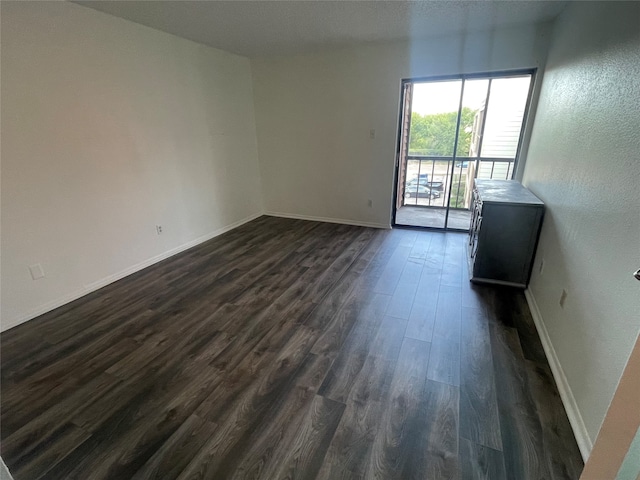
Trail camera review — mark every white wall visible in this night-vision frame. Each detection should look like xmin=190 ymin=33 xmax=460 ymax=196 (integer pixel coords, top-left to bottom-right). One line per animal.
xmin=522 ymin=1 xmax=640 ymax=456
xmin=251 ymin=24 xmax=551 ymax=227
xmin=1 ymin=2 xmax=263 ymax=329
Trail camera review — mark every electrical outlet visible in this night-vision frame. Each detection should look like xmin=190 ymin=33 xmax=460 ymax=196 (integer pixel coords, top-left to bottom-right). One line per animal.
xmin=559 ymin=289 xmax=568 ymax=308
xmin=539 ymin=258 xmax=545 ymax=275
xmin=29 ymin=263 xmax=45 ymax=280
xmin=367 ymin=199 xmax=373 ymax=207
xmin=156 ymin=225 xmax=163 ymax=235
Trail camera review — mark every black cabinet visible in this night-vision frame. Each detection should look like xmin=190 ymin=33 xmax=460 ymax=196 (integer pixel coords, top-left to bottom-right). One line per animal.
xmin=468 ymin=179 xmax=544 ymax=288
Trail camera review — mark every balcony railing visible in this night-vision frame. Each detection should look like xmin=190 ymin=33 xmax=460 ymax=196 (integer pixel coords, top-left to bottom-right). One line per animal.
xmin=402 ymin=156 xmax=515 ymax=209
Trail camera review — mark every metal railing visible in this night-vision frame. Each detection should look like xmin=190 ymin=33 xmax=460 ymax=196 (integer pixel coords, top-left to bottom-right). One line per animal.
xmin=402 ymin=156 xmax=515 ymax=209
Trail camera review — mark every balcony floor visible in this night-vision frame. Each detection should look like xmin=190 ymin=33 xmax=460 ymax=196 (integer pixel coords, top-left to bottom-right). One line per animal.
xmin=396 ymin=206 xmax=472 ymax=230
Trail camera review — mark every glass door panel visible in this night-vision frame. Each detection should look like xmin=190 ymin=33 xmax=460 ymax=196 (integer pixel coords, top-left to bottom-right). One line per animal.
xmin=450 ymin=79 xmax=490 ymax=228
xmin=398 ymin=80 xmax=462 ymax=229
xmin=394 ymin=72 xmax=534 ymax=231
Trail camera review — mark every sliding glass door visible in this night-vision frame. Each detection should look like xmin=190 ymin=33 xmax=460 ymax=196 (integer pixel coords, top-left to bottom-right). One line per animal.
xmin=394 ymin=71 xmax=534 ymax=231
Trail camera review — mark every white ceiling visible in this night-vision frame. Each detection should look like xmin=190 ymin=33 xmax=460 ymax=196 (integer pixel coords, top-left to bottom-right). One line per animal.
xmin=73 ymin=1 xmax=567 ymax=58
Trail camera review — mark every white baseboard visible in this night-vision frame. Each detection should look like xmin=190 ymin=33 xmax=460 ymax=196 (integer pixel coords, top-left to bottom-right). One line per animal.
xmin=265 ymin=211 xmax=390 ymax=230
xmin=524 ymin=288 xmax=593 ymax=461
xmin=1 ymin=212 xmax=263 ymax=332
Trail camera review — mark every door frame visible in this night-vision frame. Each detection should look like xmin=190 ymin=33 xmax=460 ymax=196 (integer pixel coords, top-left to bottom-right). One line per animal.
xmin=391 ymin=68 xmax=537 ymax=231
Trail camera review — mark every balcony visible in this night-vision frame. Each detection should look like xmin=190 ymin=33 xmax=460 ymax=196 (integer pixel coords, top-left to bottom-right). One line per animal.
xmin=396 ymin=156 xmax=515 ymax=230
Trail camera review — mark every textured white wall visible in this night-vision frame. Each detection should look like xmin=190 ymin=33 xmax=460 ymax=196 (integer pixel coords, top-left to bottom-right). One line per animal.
xmin=522 ymin=1 xmax=640 ymax=448
xmin=1 ymin=2 xmax=263 ymax=329
xmin=251 ymin=24 xmax=551 ymax=227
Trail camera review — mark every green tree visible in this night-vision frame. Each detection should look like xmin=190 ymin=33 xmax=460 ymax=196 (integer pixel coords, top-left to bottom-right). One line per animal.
xmin=409 ymin=107 xmax=475 ymax=157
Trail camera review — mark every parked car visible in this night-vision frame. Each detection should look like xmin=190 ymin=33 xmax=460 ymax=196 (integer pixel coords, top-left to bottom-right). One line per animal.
xmin=406 ymin=178 xmax=429 ymax=188
xmin=427 ymin=180 xmax=444 ymax=190
xmin=405 ymin=185 xmax=441 ymax=199
xmin=407 ymin=177 xmax=444 ymax=191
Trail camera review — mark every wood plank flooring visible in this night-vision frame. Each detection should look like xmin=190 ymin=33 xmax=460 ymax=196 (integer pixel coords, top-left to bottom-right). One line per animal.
xmin=1 ymin=216 xmax=584 ymax=479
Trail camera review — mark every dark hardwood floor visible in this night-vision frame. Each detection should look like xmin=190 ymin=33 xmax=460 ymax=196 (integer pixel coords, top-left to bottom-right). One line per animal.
xmin=1 ymin=216 xmax=583 ymax=479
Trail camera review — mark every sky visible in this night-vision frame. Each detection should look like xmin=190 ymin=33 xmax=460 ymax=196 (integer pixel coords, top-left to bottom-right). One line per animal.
xmin=411 ymin=77 xmax=530 ymax=116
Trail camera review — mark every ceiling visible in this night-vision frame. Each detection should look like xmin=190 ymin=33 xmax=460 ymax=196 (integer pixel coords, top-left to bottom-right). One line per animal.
xmin=74 ymin=1 xmax=567 ymax=58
